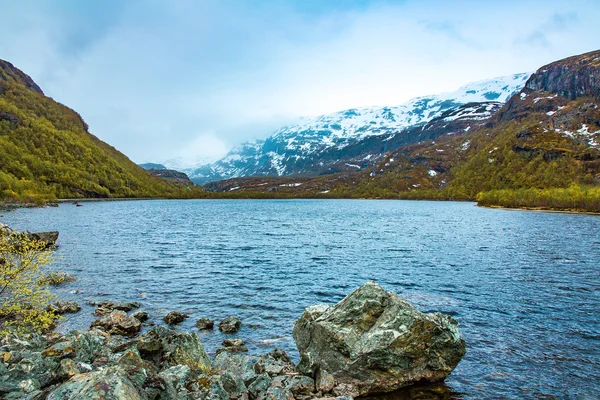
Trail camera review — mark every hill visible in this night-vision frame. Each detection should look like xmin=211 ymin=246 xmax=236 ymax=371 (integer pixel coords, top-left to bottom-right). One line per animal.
xmin=0 ymin=60 xmax=203 ymax=202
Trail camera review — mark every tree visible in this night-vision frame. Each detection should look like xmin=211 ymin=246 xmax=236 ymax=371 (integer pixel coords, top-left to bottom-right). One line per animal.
xmin=0 ymin=232 xmax=58 ymax=335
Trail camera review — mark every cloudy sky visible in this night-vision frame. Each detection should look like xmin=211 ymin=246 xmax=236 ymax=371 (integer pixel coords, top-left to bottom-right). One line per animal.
xmin=1 ymin=0 xmax=599 ymax=166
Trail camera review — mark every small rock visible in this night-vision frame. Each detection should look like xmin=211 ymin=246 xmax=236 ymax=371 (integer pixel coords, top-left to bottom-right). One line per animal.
xmin=218 ymin=316 xmax=242 ymax=333
xmin=196 ymin=317 xmax=215 ymax=330
xmin=47 ymin=301 xmax=81 ymax=315
xmin=316 ymin=369 xmax=335 ymax=393
xmin=163 ymin=311 xmax=189 ymax=325
xmin=91 ymin=310 xmax=141 ymax=337
xmin=217 ymin=338 xmax=248 ymax=355
xmin=132 ymin=311 xmax=149 ymax=322
xmin=253 ymin=348 xmax=297 ymax=376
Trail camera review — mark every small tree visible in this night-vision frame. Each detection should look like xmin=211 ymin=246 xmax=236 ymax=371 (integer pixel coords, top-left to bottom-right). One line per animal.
xmin=0 ymin=232 xmax=58 ymax=335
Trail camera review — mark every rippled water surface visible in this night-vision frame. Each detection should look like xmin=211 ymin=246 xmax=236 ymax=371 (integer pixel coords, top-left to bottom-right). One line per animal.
xmin=2 ymin=200 xmax=599 ymax=399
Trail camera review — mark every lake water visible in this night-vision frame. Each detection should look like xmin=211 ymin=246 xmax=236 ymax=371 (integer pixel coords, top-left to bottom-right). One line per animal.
xmin=1 ymin=200 xmax=599 ymax=399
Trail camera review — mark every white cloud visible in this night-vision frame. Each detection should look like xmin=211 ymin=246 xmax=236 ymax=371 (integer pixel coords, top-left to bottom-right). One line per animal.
xmin=0 ymin=0 xmax=598 ymax=165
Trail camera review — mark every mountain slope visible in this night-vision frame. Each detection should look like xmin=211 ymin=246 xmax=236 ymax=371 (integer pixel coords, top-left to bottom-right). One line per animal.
xmin=190 ymin=73 xmax=530 ymax=184
xmin=0 ymin=60 xmax=201 ymax=202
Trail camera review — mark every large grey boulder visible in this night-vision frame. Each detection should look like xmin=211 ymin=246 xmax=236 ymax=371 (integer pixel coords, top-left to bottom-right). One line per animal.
xmin=293 ymin=281 xmax=466 ymax=396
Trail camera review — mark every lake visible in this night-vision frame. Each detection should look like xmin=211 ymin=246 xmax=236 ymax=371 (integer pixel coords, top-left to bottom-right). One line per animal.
xmin=1 ymin=199 xmax=599 ymax=399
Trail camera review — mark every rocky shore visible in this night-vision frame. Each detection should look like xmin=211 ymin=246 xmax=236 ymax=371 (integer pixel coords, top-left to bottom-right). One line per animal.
xmin=0 ymin=281 xmax=466 ymax=400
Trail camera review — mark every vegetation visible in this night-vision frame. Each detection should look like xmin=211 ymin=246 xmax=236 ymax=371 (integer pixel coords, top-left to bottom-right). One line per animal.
xmin=0 ymin=60 xmax=205 ymax=202
xmin=0 ymin=232 xmax=59 ymax=335
xmin=476 ymin=184 xmax=600 ymax=212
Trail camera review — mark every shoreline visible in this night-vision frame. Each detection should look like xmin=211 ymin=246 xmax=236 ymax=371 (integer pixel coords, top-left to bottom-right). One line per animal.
xmin=478 ymin=203 xmax=600 ymax=216
xmin=3 ymin=197 xmax=599 ymax=216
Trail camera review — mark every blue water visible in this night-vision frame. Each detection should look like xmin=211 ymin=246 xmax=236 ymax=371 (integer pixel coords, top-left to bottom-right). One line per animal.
xmin=1 ymin=200 xmax=599 ymax=399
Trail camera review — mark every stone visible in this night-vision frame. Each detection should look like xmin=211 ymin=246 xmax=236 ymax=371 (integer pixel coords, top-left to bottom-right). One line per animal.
xmin=293 ymin=281 xmax=466 ymax=396
xmin=28 ymin=231 xmax=59 ymax=248
xmin=284 ymin=375 xmax=315 ymax=396
xmin=213 ymin=351 xmax=256 ymax=398
xmin=46 ymin=366 xmax=144 ymax=400
xmin=132 ymin=311 xmax=149 ymax=322
xmin=196 ymin=317 xmax=215 ymax=330
xmin=253 ymin=349 xmax=297 ymax=376
xmin=47 ymin=301 xmax=81 ymax=314
xmin=247 ymin=373 xmax=272 ymax=400
xmin=163 ymin=311 xmax=188 ymax=325
xmin=136 ymin=326 xmax=210 ymax=371
xmin=315 ymin=368 xmax=335 ymax=393
xmin=91 ymin=310 xmax=142 ymax=337
xmin=218 ymin=316 xmax=242 ymax=333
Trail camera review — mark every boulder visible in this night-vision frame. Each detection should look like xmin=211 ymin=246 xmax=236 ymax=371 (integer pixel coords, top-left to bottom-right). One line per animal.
xmin=293 ymin=281 xmax=466 ymax=396
xmin=47 ymin=301 xmax=81 ymax=315
xmin=216 ymin=338 xmax=248 ymax=355
xmin=29 ymin=231 xmax=59 ymax=248
xmin=46 ymin=366 xmax=145 ymax=400
xmin=163 ymin=311 xmax=188 ymax=325
xmin=136 ymin=326 xmax=210 ymax=371
xmin=91 ymin=310 xmax=141 ymax=337
xmin=218 ymin=316 xmax=242 ymax=333
xmin=196 ymin=317 xmax=215 ymax=330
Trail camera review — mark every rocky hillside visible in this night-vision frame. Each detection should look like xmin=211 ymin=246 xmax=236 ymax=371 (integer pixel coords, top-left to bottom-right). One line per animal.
xmin=0 ymin=59 xmax=202 ymax=202
xmin=190 ymin=74 xmax=530 ymax=184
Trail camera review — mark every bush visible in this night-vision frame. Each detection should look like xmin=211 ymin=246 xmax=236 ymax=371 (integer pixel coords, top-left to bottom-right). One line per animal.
xmin=0 ymin=232 xmax=59 ymax=335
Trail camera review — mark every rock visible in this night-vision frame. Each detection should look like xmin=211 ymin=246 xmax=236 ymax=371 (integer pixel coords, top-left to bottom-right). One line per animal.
xmin=92 ymin=301 xmax=140 ymax=316
xmin=46 ymin=366 xmax=144 ymax=400
xmin=132 ymin=311 xmax=149 ymax=322
xmin=293 ymin=281 xmax=466 ymax=396
xmin=316 ymin=368 xmax=335 ymax=393
xmin=196 ymin=317 xmax=215 ymax=330
xmin=136 ymin=326 xmax=210 ymax=371
xmin=247 ymin=373 xmax=272 ymax=400
xmin=40 ymin=271 xmax=77 ymax=286
xmin=253 ymin=349 xmax=297 ymax=376
xmin=218 ymin=316 xmax=242 ymax=333
xmin=213 ymin=351 xmax=256 ymax=398
xmin=28 ymin=231 xmax=59 ymax=248
xmin=216 ymin=338 xmax=249 ymax=355
xmin=91 ymin=310 xmax=141 ymax=337
xmin=284 ymin=375 xmax=315 ymax=396
xmin=47 ymin=301 xmax=80 ymax=315
xmin=163 ymin=311 xmax=188 ymax=325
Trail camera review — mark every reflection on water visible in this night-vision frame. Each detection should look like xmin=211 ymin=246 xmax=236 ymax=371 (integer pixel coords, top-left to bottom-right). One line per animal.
xmin=2 ymin=199 xmax=599 ymax=399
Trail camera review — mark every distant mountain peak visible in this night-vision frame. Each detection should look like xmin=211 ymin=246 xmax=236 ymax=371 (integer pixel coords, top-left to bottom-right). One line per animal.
xmin=187 ymin=73 xmax=531 ymax=184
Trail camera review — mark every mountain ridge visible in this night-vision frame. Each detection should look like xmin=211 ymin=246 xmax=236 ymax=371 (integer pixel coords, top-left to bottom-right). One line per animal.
xmin=188 ymin=73 xmax=530 ymax=184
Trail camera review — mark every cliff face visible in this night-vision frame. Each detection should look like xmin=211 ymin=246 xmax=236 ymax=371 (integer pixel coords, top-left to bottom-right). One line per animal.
xmin=525 ymin=50 xmax=600 ymax=100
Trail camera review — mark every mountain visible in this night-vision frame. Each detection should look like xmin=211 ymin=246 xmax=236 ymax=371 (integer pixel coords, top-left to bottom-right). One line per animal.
xmin=0 ymin=59 xmax=203 ymax=202
xmin=190 ymin=73 xmax=530 ymax=184
xmin=139 ymin=163 xmax=167 ymax=170
xmin=205 ymin=50 xmax=600 ymax=211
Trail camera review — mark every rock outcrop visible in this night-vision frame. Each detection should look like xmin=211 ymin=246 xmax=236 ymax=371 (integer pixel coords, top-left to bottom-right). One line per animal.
xmin=293 ymin=281 xmax=466 ymax=396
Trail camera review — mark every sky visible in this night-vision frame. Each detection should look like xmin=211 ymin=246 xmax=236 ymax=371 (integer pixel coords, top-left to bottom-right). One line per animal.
xmin=1 ymin=0 xmax=599 ymax=167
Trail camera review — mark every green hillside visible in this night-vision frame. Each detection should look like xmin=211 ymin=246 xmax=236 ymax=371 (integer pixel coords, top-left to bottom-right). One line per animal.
xmin=0 ymin=60 xmax=203 ymax=202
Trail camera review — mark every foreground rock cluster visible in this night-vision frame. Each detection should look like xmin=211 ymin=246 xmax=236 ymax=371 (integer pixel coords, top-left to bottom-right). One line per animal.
xmin=0 ymin=282 xmax=466 ymax=399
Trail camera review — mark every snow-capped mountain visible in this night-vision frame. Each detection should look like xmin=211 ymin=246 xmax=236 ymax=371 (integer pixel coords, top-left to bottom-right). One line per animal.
xmin=189 ymin=73 xmax=531 ymax=184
